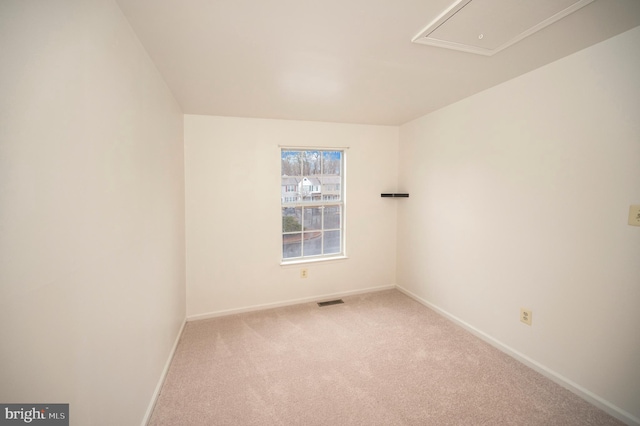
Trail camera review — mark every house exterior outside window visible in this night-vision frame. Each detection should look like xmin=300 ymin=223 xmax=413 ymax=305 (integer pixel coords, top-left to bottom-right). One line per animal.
xmin=281 ymin=149 xmax=344 ymax=262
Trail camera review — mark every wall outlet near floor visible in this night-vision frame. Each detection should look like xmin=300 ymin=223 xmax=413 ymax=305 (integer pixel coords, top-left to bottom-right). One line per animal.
xmin=300 ymin=268 xmax=308 ymax=279
xmin=628 ymin=205 xmax=640 ymax=226
xmin=520 ymin=308 xmax=532 ymax=326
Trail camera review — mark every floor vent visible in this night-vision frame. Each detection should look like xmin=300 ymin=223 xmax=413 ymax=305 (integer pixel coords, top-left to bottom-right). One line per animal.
xmin=317 ymin=299 xmax=344 ymax=307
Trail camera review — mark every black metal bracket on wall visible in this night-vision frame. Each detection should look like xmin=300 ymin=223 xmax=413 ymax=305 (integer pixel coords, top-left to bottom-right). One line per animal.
xmin=381 ymin=193 xmax=409 ymax=198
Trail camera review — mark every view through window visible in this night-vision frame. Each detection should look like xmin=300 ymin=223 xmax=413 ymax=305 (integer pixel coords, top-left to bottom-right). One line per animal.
xmin=281 ymin=149 xmax=344 ymax=261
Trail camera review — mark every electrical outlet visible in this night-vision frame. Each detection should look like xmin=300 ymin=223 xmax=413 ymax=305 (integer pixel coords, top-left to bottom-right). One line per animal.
xmin=628 ymin=205 xmax=640 ymax=226
xmin=300 ymin=268 xmax=308 ymax=279
xmin=520 ymin=308 xmax=532 ymax=326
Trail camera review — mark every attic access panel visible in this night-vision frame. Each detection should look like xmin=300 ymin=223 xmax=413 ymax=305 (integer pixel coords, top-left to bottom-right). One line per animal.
xmin=412 ymin=0 xmax=594 ymax=56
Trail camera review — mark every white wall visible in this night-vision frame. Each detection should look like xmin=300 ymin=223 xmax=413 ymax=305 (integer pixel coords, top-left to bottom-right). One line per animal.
xmin=0 ymin=1 xmax=185 ymax=425
xmin=397 ymin=27 xmax=640 ymax=423
xmin=185 ymin=115 xmax=398 ymax=317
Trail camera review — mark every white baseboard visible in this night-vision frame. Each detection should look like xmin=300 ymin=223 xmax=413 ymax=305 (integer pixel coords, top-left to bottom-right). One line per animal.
xmin=141 ymin=318 xmax=187 ymax=426
xmin=186 ymin=284 xmax=396 ymax=322
xmin=396 ymin=285 xmax=640 ymax=426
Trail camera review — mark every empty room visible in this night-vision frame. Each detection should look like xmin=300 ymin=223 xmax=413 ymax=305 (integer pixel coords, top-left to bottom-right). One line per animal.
xmin=1 ymin=0 xmax=639 ymax=425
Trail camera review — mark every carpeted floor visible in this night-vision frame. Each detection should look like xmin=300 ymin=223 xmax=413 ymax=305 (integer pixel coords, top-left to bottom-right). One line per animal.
xmin=149 ymin=289 xmax=623 ymax=425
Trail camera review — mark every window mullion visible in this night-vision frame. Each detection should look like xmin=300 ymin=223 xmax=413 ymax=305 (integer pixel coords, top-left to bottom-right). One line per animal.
xmin=319 ymin=205 xmax=324 ymax=255
xmin=299 ymin=154 xmax=304 ymax=258
xmin=300 ymin=205 xmax=304 ymax=258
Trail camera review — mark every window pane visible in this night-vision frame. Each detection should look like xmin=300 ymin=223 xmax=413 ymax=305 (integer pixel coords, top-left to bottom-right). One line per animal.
xmin=300 ymin=177 xmax=322 ymax=202
xmin=282 ymin=207 xmax=302 ymax=232
xmin=320 ymin=176 xmax=340 ymax=202
xmin=283 ymin=235 xmax=302 ymax=258
xmin=282 ymin=151 xmax=302 ymax=176
xmin=303 ymin=151 xmax=321 ymax=176
xmin=324 ymin=230 xmax=341 ymax=255
xmin=281 ymin=177 xmax=300 ymax=204
xmin=323 ymin=205 xmax=341 ymax=229
xmin=303 ymin=207 xmax=322 ymax=231
xmin=303 ymin=232 xmax=322 ymax=256
xmin=322 ymin=151 xmax=342 ymax=175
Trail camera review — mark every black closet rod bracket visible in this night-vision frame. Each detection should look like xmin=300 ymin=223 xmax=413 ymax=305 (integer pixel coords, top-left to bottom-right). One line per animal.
xmin=381 ymin=193 xmax=409 ymax=198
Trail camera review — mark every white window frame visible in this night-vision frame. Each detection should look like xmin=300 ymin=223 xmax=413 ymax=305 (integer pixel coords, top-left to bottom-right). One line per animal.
xmin=280 ymin=148 xmax=347 ymax=265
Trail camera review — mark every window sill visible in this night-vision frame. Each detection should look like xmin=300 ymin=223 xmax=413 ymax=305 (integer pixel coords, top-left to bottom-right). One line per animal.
xmin=280 ymin=255 xmax=348 ymax=267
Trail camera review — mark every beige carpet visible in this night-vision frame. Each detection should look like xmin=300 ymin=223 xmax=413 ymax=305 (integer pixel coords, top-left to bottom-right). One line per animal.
xmin=149 ymin=290 xmax=622 ymax=425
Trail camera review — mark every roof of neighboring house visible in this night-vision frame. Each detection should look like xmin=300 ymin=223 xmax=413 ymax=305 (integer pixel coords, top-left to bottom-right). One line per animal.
xmin=302 ymin=177 xmax=322 ymax=186
xmin=321 ymin=176 xmax=341 ymax=184
xmin=281 ymin=175 xmax=341 ymax=186
xmin=281 ymin=176 xmax=300 ymax=185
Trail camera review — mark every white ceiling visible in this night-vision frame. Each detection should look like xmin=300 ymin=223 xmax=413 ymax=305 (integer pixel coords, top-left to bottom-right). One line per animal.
xmin=115 ymin=0 xmax=640 ymax=126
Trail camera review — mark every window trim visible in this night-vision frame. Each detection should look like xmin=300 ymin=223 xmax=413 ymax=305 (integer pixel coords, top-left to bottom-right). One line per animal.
xmin=280 ymin=148 xmax=347 ymax=265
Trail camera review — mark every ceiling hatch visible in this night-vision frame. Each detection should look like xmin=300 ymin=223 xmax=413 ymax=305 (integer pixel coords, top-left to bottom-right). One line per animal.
xmin=412 ymin=0 xmax=594 ymax=56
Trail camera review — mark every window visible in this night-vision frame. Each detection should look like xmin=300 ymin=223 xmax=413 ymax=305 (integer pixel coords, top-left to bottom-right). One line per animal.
xmin=281 ymin=149 xmax=344 ymax=261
